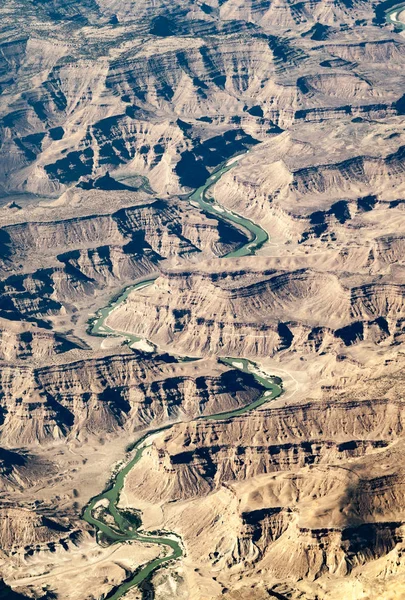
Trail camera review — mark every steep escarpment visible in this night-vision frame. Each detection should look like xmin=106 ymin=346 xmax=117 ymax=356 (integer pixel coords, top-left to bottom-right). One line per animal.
xmin=0 ymin=0 xmax=404 ymax=597
xmin=159 ymin=448 xmax=405 ymax=597
xmin=0 ymin=355 xmax=264 ymax=445
xmin=124 ymin=390 xmax=405 ymax=503
xmin=213 ymin=124 xmax=405 ymax=244
xmin=106 ymin=263 xmax=405 ymax=357
xmin=0 ymin=194 xmax=245 ymax=280
xmin=0 ymin=192 xmax=247 ymax=353
xmin=0 ymin=318 xmax=83 ymax=362
xmin=0 ymin=0 xmax=400 ymax=198
xmin=121 ymin=366 xmax=405 ymax=599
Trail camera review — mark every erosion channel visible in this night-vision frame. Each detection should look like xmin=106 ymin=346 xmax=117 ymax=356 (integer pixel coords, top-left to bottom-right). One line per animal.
xmin=83 ymin=154 xmax=283 ymax=600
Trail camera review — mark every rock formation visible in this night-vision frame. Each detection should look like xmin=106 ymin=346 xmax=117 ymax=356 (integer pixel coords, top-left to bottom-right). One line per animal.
xmin=0 ymin=0 xmax=404 ymax=597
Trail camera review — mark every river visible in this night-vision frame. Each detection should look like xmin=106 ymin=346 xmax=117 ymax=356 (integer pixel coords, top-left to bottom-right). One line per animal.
xmin=83 ymin=154 xmax=281 ymax=599
xmin=385 ymin=1 xmax=405 ymax=27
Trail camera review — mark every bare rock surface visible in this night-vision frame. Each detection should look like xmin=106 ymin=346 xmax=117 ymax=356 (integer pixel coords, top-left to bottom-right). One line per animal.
xmin=0 ymin=0 xmax=404 ymax=597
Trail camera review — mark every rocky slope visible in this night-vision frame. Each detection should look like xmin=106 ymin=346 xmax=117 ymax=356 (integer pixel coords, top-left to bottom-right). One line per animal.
xmin=1 ymin=0 xmax=403 ymax=198
xmin=106 ymin=260 xmax=405 ymax=357
xmin=0 ymin=355 xmax=263 ymax=445
xmin=120 ymin=361 xmax=405 ymax=599
xmin=0 ymin=186 xmax=248 ymax=365
xmin=0 ymin=0 xmax=404 ymax=597
xmin=0 ymin=447 xmax=54 ymax=492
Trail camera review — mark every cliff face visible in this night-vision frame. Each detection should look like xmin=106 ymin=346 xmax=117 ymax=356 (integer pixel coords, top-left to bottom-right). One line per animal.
xmin=0 ymin=194 xmax=247 ymax=351
xmin=120 ymin=365 xmax=405 ymax=599
xmin=0 ymin=356 xmax=263 ymax=445
xmin=0 ymin=0 xmax=404 ymax=596
xmin=124 ymin=382 xmax=405 ymax=503
xmin=0 ymin=0 xmax=403 ymax=198
xmin=213 ymin=127 xmax=405 ymax=245
xmin=107 ymin=263 xmax=405 ymax=357
xmin=0 ymin=318 xmax=82 ymax=361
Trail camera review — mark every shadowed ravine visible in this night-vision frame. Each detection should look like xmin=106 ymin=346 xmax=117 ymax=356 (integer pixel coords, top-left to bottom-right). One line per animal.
xmin=83 ymin=155 xmax=282 ymax=599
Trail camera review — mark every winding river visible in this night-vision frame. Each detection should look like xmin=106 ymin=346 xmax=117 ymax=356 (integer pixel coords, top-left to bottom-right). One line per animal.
xmin=385 ymin=1 xmax=405 ymax=27
xmin=83 ymin=154 xmax=282 ymax=599
xmin=85 ymin=6 xmax=403 ymax=590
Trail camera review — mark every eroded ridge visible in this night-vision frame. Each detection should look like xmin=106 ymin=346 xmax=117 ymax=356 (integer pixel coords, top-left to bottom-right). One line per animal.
xmin=0 ymin=0 xmax=404 ymax=598
xmin=82 ymin=163 xmax=282 ymax=598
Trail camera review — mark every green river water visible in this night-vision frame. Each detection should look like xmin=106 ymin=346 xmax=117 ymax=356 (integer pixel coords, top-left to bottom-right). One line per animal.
xmin=386 ymin=2 xmax=405 ymax=27
xmin=189 ymin=155 xmax=268 ymax=258
xmin=83 ymin=154 xmax=281 ymax=599
xmin=86 ymin=9 xmax=402 ymax=588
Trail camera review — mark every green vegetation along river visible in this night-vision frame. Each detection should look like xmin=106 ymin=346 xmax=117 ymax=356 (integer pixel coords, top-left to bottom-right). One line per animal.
xmin=83 ymin=154 xmax=281 ymax=599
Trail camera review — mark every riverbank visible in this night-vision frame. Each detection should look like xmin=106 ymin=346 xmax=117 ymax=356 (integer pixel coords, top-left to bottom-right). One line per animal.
xmin=82 ymin=155 xmax=282 ymax=599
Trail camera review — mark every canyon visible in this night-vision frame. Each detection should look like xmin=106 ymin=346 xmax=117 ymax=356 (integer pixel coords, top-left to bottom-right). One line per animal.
xmin=0 ymin=0 xmax=404 ymax=598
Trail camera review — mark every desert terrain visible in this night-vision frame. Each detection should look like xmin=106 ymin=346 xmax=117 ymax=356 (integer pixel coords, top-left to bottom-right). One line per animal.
xmin=0 ymin=0 xmax=404 ymax=598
